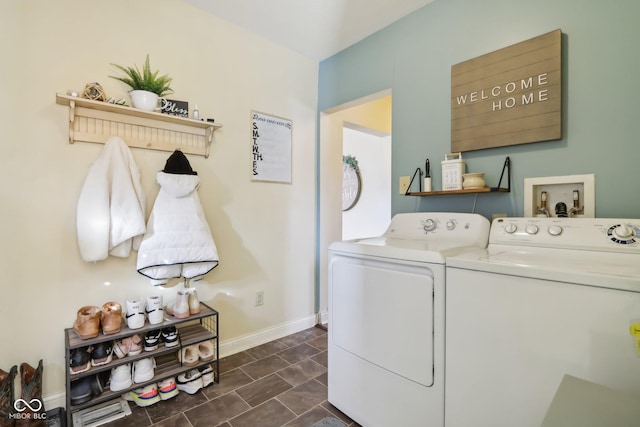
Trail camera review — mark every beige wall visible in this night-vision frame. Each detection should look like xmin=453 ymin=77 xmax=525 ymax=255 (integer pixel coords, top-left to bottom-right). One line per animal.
xmin=0 ymin=0 xmax=318 ymax=401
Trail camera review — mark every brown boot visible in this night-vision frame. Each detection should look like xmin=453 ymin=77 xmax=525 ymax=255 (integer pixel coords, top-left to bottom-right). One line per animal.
xmin=73 ymin=306 xmax=101 ymax=339
xmin=15 ymin=360 xmax=44 ymax=427
xmin=101 ymin=302 xmax=122 ymax=335
xmin=0 ymin=365 xmax=17 ymax=427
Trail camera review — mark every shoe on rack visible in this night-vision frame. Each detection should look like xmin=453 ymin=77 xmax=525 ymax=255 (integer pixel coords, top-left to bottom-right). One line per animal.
xmin=109 ymin=364 xmax=132 ymax=392
xmin=198 ymin=340 xmax=215 ymax=362
xmin=69 ymin=346 xmax=92 ymax=374
xmin=73 ymin=306 xmax=102 ymax=339
xmin=126 ymin=298 xmax=146 ymax=329
xmin=161 ymin=326 xmax=179 ymax=348
xmin=158 ymin=377 xmax=179 ymax=400
xmin=132 ymin=358 xmax=155 ymax=384
xmin=0 ymin=365 xmax=17 ymax=427
xmin=188 ymin=288 xmax=200 ymax=314
xmin=113 ymin=334 xmax=143 ymax=359
xmin=70 ymin=376 xmax=94 ymax=406
xmin=123 ymin=384 xmax=160 ymax=407
xmin=91 ymin=341 xmax=114 ymax=367
xmin=101 ymin=302 xmax=122 ymax=335
xmin=178 ymin=345 xmax=200 ymax=367
xmin=144 ymin=330 xmax=162 ymax=352
xmin=145 ymin=295 xmax=164 ymax=325
xmin=71 ymin=371 xmax=109 ymax=405
xmin=199 ymin=365 xmax=215 ymax=388
xmin=172 ymin=290 xmax=190 ymax=319
xmin=176 ymin=369 xmax=203 ymax=394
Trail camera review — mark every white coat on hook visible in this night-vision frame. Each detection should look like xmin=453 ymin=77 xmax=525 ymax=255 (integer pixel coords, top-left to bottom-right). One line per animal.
xmin=76 ymin=136 xmax=146 ymax=262
xmin=136 ymin=151 xmax=219 ymax=285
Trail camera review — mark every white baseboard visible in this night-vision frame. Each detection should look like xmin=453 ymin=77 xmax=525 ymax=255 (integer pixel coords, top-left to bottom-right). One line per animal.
xmin=44 ymin=392 xmax=66 ymax=412
xmin=219 ymin=314 xmax=318 ymax=358
xmin=45 ymin=314 xmax=319 ymax=410
xmin=317 ymin=310 xmax=328 ymax=326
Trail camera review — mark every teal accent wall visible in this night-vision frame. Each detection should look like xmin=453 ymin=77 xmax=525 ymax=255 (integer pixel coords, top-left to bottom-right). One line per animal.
xmin=319 ymin=0 xmax=640 ymax=219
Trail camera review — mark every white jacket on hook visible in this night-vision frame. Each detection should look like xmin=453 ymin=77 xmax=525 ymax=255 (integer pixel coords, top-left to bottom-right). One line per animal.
xmin=136 ymin=171 xmax=219 ymax=285
xmin=76 ymin=136 xmax=147 ymax=262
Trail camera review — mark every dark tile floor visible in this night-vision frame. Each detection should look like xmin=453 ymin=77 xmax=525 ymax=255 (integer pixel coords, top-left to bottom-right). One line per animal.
xmin=105 ymin=326 xmax=360 ymax=427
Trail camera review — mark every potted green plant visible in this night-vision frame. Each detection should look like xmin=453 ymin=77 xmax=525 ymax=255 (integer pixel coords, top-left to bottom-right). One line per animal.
xmin=110 ymin=54 xmax=174 ymax=111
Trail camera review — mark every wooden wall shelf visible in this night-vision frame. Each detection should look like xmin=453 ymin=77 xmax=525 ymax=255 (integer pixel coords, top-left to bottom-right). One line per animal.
xmin=406 ymin=157 xmax=511 ymax=196
xmin=407 ymin=187 xmax=510 ymax=196
xmin=56 ymin=94 xmax=222 ymax=158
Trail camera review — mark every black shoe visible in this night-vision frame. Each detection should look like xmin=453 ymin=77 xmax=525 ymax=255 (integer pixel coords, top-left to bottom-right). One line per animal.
xmin=162 ymin=326 xmax=179 ymax=348
xmin=70 ymin=372 xmax=109 ymax=406
xmin=70 ymin=377 xmax=93 ymax=405
xmin=91 ymin=341 xmax=114 ymax=367
xmin=70 ymin=347 xmax=91 ymax=374
xmin=144 ymin=330 xmax=162 ymax=352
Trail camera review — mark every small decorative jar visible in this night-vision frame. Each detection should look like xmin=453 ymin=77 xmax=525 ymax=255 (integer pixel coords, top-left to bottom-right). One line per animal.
xmin=462 ymin=173 xmax=486 ymax=189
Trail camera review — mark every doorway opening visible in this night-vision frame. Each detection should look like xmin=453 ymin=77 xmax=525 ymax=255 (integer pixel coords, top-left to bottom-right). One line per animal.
xmin=316 ymin=90 xmax=392 ymax=322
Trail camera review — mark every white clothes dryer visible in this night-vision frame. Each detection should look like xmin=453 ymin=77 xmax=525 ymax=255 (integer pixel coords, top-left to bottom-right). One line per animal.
xmin=445 ymin=217 xmax=640 ymax=427
xmin=328 ymin=212 xmax=490 ymax=427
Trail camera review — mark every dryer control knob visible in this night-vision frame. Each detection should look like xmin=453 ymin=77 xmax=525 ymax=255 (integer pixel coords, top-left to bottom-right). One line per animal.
xmin=446 ymin=221 xmax=456 ymax=230
xmin=504 ymin=223 xmax=517 ymax=234
xmin=614 ymin=224 xmax=634 ymax=239
xmin=525 ymin=224 xmax=539 ymax=235
xmin=548 ymin=225 xmax=563 ymax=236
xmin=423 ymin=219 xmax=437 ymax=232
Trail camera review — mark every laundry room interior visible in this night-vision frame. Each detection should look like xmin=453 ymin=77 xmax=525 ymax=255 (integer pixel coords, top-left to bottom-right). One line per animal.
xmin=1 ymin=0 xmax=639 ymax=426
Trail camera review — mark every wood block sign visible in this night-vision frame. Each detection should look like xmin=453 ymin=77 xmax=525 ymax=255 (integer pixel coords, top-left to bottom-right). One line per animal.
xmin=161 ymin=99 xmax=189 ymax=118
xmin=451 ymin=29 xmax=562 ymax=152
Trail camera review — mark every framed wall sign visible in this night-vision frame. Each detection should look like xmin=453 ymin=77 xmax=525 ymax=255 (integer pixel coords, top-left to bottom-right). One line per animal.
xmin=451 ymin=29 xmax=562 ymax=152
xmin=342 ymin=155 xmax=361 ymax=211
xmin=161 ymin=99 xmax=189 ymax=118
xmin=251 ymin=111 xmax=292 ymax=183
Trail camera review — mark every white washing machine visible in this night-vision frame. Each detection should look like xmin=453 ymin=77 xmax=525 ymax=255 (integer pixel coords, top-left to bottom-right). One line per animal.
xmin=328 ymin=212 xmax=490 ymax=427
xmin=445 ymin=217 xmax=640 ymax=427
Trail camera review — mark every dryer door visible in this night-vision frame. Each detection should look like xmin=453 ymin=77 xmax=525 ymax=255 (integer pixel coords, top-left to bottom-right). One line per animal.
xmin=330 ymin=254 xmax=435 ymax=386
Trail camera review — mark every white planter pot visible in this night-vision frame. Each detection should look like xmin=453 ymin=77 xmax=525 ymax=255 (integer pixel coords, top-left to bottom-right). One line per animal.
xmin=129 ymin=90 xmax=159 ymax=111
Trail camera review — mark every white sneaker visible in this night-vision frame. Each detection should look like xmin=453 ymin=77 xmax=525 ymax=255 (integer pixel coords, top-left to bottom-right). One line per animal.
xmin=158 ymin=377 xmax=179 ymax=400
xmin=176 ymin=369 xmax=203 ymax=394
xmin=109 ymin=364 xmax=132 ymax=392
xmin=199 ymin=365 xmax=214 ymax=388
xmin=146 ymin=295 xmax=164 ymax=325
xmin=132 ymin=358 xmax=155 ymax=384
xmin=126 ymin=298 xmax=146 ymax=329
xmin=123 ymin=384 xmax=160 ymax=407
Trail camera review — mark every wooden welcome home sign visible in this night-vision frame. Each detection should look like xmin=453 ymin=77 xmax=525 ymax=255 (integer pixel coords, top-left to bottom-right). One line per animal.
xmin=451 ymin=29 xmax=562 ymax=152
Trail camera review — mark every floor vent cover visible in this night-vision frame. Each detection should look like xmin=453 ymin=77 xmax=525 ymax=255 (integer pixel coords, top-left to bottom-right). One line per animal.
xmin=72 ymin=399 xmax=131 ymax=427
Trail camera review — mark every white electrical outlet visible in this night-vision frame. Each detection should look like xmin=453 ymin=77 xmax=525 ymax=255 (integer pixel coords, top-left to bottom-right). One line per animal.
xmin=399 ymin=176 xmax=411 ymax=194
xmin=255 ymin=290 xmax=264 ymax=306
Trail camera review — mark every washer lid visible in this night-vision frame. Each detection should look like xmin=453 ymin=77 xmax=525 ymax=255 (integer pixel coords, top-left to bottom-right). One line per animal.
xmin=330 ymin=237 xmax=485 ymax=264
xmin=447 ymin=246 xmax=640 ymax=292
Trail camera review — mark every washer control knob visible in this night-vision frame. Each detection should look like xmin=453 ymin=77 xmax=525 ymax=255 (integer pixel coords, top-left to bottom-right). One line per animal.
xmin=423 ymin=219 xmax=437 ymax=232
xmin=504 ymin=223 xmax=517 ymax=234
xmin=525 ymin=224 xmax=539 ymax=235
xmin=548 ymin=225 xmax=563 ymax=236
xmin=446 ymin=221 xmax=456 ymax=230
xmin=615 ymin=224 xmax=634 ymax=239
